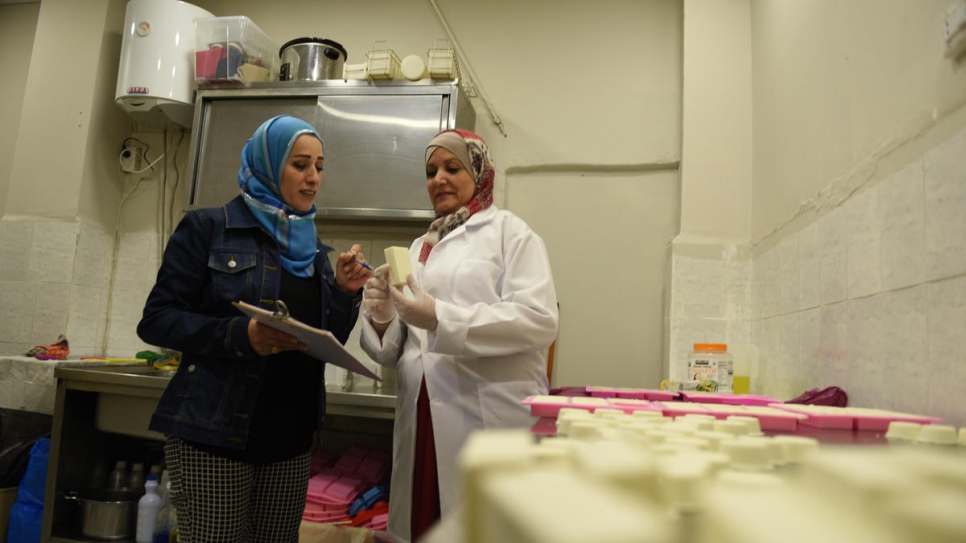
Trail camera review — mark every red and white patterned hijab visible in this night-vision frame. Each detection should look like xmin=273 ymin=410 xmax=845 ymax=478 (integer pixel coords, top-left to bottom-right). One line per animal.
xmin=419 ymin=129 xmax=494 ymax=263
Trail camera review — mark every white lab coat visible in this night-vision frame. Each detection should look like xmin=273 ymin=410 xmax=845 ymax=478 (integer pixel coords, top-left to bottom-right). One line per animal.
xmin=360 ymin=206 xmax=559 ymax=543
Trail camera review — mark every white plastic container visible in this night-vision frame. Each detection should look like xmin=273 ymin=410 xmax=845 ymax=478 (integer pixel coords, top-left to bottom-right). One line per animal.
xmin=194 ymin=15 xmax=279 ymax=84
xmin=687 ymin=343 xmax=734 ymax=393
xmin=135 ymin=476 xmax=162 ymax=543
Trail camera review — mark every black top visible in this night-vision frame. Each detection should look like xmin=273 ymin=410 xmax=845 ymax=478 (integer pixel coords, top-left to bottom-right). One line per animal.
xmin=190 ymin=269 xmax=323 ymax=464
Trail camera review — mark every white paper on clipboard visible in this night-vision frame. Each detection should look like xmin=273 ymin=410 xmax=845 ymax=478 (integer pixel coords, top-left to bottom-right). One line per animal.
xmin=233 ymin=300 xmax=381 ymax=381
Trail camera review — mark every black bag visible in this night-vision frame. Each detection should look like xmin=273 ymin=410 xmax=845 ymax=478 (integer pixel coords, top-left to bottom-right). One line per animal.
xmin=0 ymin=409 xmax=52 ymax=488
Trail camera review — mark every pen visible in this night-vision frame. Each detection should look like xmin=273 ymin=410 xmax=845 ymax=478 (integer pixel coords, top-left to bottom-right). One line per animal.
xmin=350 ymin=254 xmax=373 ymax=270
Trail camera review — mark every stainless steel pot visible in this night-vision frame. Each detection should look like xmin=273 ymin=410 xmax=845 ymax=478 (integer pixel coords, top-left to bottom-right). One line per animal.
xmin=279 ymin=37 xmax=347 ymax=81
xmin=64 ymin=488 xmax=141 ymax=540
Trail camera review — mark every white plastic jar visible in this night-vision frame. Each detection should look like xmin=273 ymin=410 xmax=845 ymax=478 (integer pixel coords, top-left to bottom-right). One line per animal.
xmin=687 ymin=343 xmax=734 ymax=393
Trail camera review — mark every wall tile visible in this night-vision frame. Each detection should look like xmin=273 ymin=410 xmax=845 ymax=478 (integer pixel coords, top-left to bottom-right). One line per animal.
xmin=725 ymin=255 xmax=751 ymax=320
xmin=0 ymin=282 xmax=24 ymax=343
xmin=778 ymin=313 xmax=802 ymax=400
xmin=112 ymin=233 xmax=152 ymax=293
xmin=30 ymin=282 xmax=70 ymax=346
xmin=923 ymin=127 xmax=966 ymax=282
xmin=779 ymin=235 xmax=800 ymax=315
xmin=18 ymin=282 xmax=37 ymax=344
xmin=95 ymin=288 xmax=109 ymax=353
xmin=879 ymin=160 xmax=925 ymax=292
xmin=819 ymin=208 xmax=848 ymax=304
xmin=926 ymin=274 xmax=966 ymax=428
xmin=760 ymin=247 xmax=780 ymax=318
xmin=877 ymin=286 xmax=928 ymax=416
xmin=671 ymin=254 xmax=725 ymax=319
xmin=846 ymin=187 xmax=882 ymax=300
xmin=818 ymin=302 xmax=849 ymax=390
xmin=27 ymin=222 xmax=78 ymax=284
xmin=0 ymin=221 xmax=33 ymax=282
xmin=758 ymin=316 xmax=781 ymax=396
xmin=799 ymin=307 xmax=821 ymax=390
xmin=846 ymin=294 xmax=885 ymax=409
xmin=144 ymin=234 xmax=161 ymax=288
xmin=73 ymin=224 xmax=114 ymax=288
xmin=106 ymin=288 xmax=151 ymax=356
xmin=67 ymin=284 xmax=105 ymax=350
xmin=798 ymin=222 xmax=820 ymax=309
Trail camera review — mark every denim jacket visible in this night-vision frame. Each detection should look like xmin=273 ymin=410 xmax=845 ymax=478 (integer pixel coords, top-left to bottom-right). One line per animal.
xmin=137 ymin=195 xmax=362 ymax=450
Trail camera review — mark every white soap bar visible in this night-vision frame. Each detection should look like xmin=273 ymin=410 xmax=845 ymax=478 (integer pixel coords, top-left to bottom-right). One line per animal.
xmin=384 ymin=246 xmax=412 ymax=287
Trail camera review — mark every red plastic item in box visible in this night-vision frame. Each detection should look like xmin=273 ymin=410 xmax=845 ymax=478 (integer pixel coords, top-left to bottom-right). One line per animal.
xmin=195 ymin=47 xmax=226 ymax=79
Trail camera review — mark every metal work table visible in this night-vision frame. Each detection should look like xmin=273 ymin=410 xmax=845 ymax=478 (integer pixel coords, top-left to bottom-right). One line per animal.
xmin=41 ymin=364 xmax=395 ymax=543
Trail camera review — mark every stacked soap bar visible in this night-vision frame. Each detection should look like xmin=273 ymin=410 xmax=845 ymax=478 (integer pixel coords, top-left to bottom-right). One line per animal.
xmin=460 ymin=409 xmax=966 ymax=543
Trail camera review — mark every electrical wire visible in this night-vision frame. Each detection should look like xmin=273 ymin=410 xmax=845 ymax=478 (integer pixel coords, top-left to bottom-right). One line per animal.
xmin=427 ymin=0 xmax=507 ymax=137
xmin=168 ymin=129 xmax=187 ymax=242
xmin=101 ymin=167 xmax=154 ymax=354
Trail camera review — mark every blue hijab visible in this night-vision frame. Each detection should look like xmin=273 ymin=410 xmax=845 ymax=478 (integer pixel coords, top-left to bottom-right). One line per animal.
xmin=238 ymin=115 xmax=323 ymax=277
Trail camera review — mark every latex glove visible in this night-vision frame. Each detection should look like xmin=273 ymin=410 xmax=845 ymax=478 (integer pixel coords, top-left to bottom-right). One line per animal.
xmin=390 ymin=274 xmax=438 ymax=332
xmin=363 ymin=263 xmax=396 ymax=325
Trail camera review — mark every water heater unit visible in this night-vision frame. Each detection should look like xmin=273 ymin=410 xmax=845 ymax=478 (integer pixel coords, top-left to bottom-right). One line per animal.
xmin=115 ymin=0 xmax=214 ymax=128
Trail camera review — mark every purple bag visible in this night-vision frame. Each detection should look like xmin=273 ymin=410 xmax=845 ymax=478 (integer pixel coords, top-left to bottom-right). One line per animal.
xmin=787 ymin=386 xmax=848 ymax=407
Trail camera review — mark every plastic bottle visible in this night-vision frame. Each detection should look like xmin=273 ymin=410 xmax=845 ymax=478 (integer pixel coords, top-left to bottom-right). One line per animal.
xmin=687 ymin=343 xmax=734 ymax=393
xmin=128 ymin=461 xmax=147 ymax=490
xmin=136 ymin=476 xmax=162 ymax=543
xmin=153 ymin=470 xmax=171 ymax=543
xmin=106 ymin=460 xmax=128 ymax=489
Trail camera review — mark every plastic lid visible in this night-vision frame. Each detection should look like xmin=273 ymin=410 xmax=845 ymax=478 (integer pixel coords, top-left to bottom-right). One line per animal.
xmin=693 ymin=343 xmax=727 ymax=352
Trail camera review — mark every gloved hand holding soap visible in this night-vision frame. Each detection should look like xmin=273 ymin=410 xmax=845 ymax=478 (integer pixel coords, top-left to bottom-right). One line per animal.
xmin=390 ymin=274 xmax=438 ymax=332
xmin=363 ymin=264 xmax=396 ymax=325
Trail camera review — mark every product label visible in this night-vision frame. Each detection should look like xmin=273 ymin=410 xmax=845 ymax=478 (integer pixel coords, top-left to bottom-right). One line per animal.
xmin=687 ymin=357 xmax=733 ymax=393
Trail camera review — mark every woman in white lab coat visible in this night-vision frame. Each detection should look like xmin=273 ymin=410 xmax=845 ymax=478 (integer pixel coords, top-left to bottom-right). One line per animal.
xmin=360 ymin=129 xmax=559 ymax=543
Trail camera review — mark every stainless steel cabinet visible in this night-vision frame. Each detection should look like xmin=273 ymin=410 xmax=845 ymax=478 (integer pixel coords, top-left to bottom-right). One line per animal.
xmin=185 ymin=80 xmax=476 ymax=221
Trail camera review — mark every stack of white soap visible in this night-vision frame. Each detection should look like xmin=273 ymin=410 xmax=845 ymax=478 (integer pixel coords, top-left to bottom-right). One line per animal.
xmin=458 ymin=411 xmax=966 ymax=543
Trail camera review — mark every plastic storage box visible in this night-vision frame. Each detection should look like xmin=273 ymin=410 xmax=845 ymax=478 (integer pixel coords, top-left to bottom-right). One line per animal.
xmin=194 ymin=16 xmax=279 ymax=84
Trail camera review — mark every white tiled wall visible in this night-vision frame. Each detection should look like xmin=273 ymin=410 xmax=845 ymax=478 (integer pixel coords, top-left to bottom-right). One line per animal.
xmin=0 ymin=220 xmax=420 ymax=365
xmin=668 ymin=126 xmax=966 ymax=428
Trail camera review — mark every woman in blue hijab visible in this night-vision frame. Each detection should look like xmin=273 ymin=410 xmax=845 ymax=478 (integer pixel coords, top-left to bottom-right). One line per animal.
xmin=138 ymin=115 xmax=372 ymax=542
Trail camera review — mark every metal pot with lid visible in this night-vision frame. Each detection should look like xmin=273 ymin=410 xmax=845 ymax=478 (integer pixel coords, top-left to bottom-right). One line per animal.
xmin=279 ymin=37 xmax=347 ymax=81
xmin=64 ymin=487 xmax=142 ymax=540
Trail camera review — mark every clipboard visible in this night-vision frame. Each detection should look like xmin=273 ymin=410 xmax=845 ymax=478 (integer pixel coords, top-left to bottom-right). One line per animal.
xmin=233 ymin=300 xmax=381 ymax=381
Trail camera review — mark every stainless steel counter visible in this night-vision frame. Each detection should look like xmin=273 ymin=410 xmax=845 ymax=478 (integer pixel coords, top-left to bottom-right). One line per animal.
xmin=42 ymin=364 xmax=396 ymax=543
xmin=53 ymin=364 xmax=396 ymax=428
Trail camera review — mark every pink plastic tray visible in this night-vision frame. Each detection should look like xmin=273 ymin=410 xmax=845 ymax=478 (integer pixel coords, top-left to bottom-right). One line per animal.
xmin=585 ymin=386 xmax=679 ymax=401
xmin=771 ymin=404 xmax=942 ymax=430
xmin=523 ymin=395 xmax=664 ymax=416
xmin=678 ymin=392 xmax=783 ymax=406
xmin=656 ymin=402 xmax=804 ymax=431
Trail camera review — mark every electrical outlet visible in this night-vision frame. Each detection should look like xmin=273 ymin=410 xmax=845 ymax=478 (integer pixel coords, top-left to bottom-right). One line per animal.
xmin=120 ymin=144 xmax=145 ymax=173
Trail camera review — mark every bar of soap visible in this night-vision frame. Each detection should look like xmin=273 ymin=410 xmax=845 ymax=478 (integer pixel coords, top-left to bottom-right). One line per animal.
xmin=384 ymin=246 xmax=413 ymax=287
